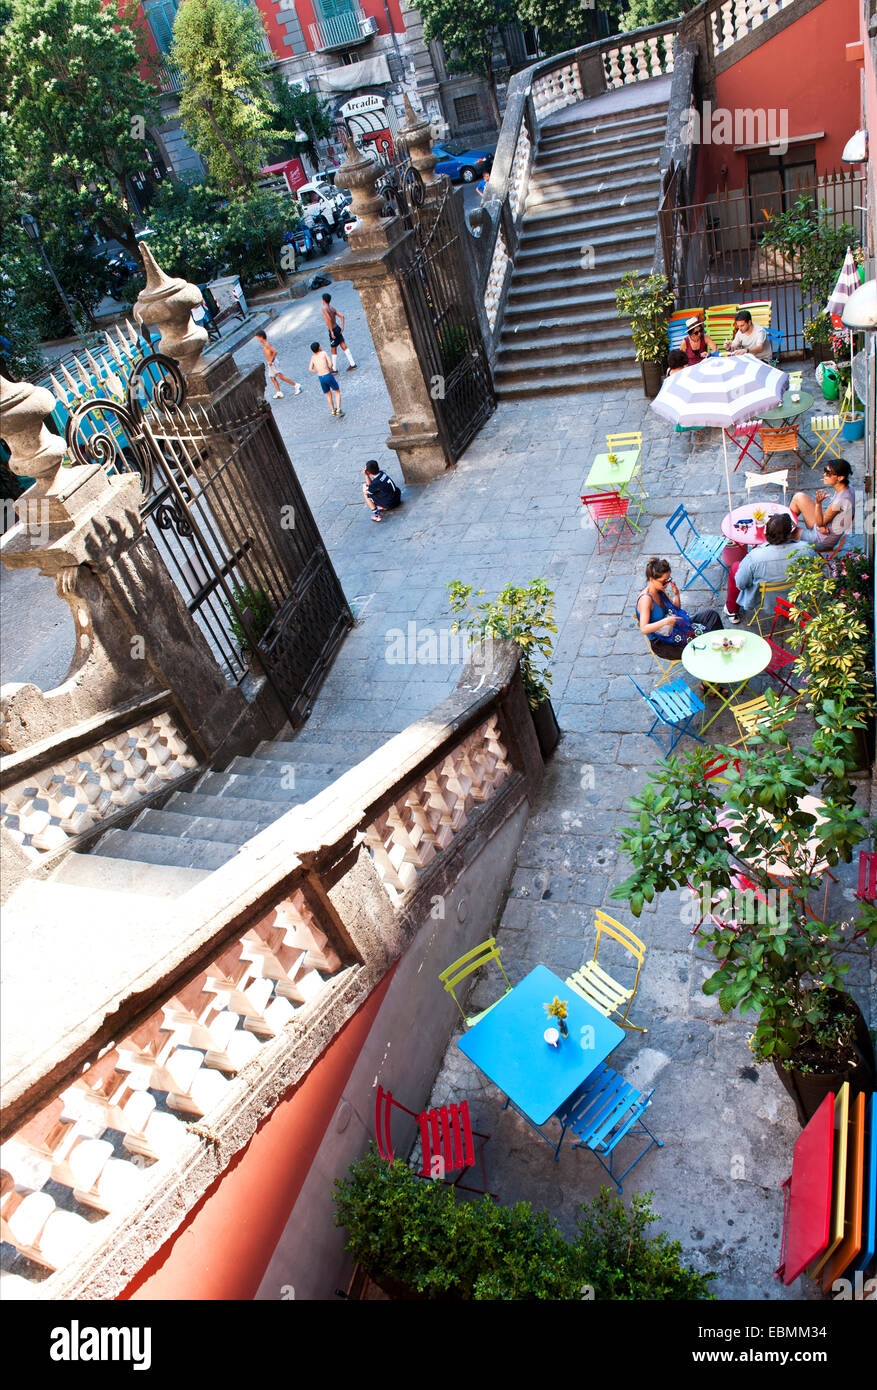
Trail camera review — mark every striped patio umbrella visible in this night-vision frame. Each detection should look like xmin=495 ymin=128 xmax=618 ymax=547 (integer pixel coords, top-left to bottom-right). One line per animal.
xmin=651 ymin=354 xmax=789 ymax=512
xmin=827 ymin=245 xmax=859 ymax=382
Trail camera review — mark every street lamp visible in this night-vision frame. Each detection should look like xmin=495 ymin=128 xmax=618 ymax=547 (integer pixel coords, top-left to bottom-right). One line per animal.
xmin=21 ymin=212 xmax=84 ymax=340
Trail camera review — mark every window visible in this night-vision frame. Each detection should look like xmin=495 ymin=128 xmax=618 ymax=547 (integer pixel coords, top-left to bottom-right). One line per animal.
xmin=142 ymin=0 xmax=179 ymax=54
xmin=747 ymin=145 xmax=818 ymax=221
xmin=453 ymin=94 xmax=480 ymax=126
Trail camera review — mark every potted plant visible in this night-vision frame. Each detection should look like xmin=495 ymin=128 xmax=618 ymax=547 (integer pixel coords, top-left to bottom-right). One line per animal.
xmin=761 ymin=198 xmax=857 ymax=361
xmin=333 ymin=1148 xmax=716 ymax=1299
xmin=614 ymin=271 xmax=674 ymax=398
xmin=447 ymin=578 xmax=559 ymax=757
xmin=611 ymin=709 xmax=876 ymax=1126
xmin=804 ymin=310 xmax=834 ymax=366
xmin=224 ymin=582 xmax=275 ymax=666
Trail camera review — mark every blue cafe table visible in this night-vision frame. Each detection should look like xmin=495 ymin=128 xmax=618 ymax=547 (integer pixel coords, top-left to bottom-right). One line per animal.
xmin=457 ymin=964 xmax=625 ymax=1148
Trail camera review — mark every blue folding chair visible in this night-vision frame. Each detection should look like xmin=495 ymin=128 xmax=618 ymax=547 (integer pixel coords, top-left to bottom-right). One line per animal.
xmin=554 ymin=1062 xmax=663 ymax=1191
xmin=665 ymin=504 xmax=729 ymax=595
xmin=629 ymin=675 xmax=705 ymax=757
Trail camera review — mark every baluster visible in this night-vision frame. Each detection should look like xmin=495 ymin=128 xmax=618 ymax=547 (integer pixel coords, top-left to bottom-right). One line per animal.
xmin=721 ymin=0 xmax=735 ymax=49
xmin=604 ymin=46 xmax=622 ymax=88
xmin=634 ymin=41 xmax=650 ymax=79
xmin=647 ymin=36 xmax=662 ymax=76
xmin=733 ymin=0 xmax=749 ymax=39
xmin=621 ymin=44 xmax=637 ymax=83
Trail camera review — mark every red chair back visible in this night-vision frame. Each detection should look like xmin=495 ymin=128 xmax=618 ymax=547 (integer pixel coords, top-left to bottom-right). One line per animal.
xmin=375 ymin=1085 xmax=417 ymax=1162
xmin=582 ymin=490 xmax=629 ymax=522
xmin=418 ymin=1103 xmax=475 ymax=1179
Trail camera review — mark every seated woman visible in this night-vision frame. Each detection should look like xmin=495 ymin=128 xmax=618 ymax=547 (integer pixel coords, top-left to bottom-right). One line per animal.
xmin=681 ymin=317 xmax=715 ymax=364
xmin=666 ymin=348 xmax=689 ymax=376
xmin=789 ymin=459 xmax=855 ymax=553
xmin=636 ymin=557 xmax=723 ymax=663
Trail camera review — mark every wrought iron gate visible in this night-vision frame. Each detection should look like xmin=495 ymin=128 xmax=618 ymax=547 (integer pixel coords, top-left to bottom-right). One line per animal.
xmin=392 ymin=173 xmax=495 ymax=463
xmin=66 ymin=356 xmax=353 ymax=728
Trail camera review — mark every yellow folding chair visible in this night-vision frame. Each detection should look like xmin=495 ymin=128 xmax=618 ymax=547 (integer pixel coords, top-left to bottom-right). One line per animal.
xmin=641 ymin=632 xmax=681 ymax=689
xmin=811 ymin=389 xmax=852 ymax=466
xmin=606 ymin=432 xmax=647 ymax=514
xmin=705 ymin=303 xmax=739 ymax=349
xmin=439 ymin=937 xmax=512 ymax=1028
xmin=565 ymin=910 xmax=647 ymax=1033
xmin=751 ymin=580 xmax=792 ymax=635
xmin=730 ymin=694 xmax=774 ymax=747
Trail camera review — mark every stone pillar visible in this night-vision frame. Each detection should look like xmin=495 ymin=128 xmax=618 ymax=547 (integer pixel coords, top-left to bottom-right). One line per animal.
xmin=133 ymin=244 xmax=265 ymax=410
xmin=0 ymin=375 xmax=276 ymax=760
xmin=334 ymin=139 xmax=450 ymax=484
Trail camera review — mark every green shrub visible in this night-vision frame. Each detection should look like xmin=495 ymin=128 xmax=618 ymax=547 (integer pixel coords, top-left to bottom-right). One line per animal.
xmin=334 ymin=1147 xmax=715 ymax=1300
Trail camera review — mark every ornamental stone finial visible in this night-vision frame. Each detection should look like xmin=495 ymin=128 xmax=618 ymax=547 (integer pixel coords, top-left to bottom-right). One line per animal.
xmin=0 ymin=375 xmax=68 ymax=493
xmin=133 ymin=242 xmax=208 ymax=378
xmin=334 ymin=133 xmax=385 ymax=235
xmin=400 ymin=93 xmax=439 ymax=187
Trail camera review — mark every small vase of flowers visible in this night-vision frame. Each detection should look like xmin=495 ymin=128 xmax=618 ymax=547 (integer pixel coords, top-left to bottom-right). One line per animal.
xmin=544 ymin=996 xmax=569 ymax=1038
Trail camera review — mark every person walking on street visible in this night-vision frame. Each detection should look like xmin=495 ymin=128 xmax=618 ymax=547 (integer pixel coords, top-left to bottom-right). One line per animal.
xmin=256 ymin=331 xmax=302 ymax=398
xmin=321 ymin=293 xmax=356 ymax=372
xmin=309 ymin=341 xmax=344 ymax=417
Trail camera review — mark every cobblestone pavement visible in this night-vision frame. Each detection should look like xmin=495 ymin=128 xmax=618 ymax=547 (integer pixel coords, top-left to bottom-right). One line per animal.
xmin=2 ymin=281 xmax=872 ymax=1300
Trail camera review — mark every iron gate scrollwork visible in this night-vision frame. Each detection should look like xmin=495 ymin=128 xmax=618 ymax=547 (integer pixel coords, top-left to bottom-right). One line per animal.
xmin=65 ymin=356 xmax=353 ymax=728
xmin=393 ymin=177 xmax=496 ymax=463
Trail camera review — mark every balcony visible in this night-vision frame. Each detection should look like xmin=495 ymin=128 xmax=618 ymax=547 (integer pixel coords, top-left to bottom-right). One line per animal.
xmin=156 ymin=60 xmax=183 ymax=95
xmin=309 ymin=4 xmax=379 ymax=53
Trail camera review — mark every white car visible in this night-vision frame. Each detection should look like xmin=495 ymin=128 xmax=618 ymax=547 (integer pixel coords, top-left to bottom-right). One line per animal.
xmin=293 ymin=180 xmax=348 ymax=225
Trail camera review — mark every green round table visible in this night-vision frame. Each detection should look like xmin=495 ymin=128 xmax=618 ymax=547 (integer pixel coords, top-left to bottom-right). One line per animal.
xmin=681 ymin=631 xmax=772 ymax=731
xmin=762 ymin=389 xmax=814 ymax=424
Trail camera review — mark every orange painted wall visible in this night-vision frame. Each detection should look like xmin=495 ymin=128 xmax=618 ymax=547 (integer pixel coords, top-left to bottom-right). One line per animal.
xmin=120 ymin=966 xmax=396 ymax=1301
xmin=695 ymin=0 xmax=860 ymax=197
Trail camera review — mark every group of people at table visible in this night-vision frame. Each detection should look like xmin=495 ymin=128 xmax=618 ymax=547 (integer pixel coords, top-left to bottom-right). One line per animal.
xmin=639 ymin=316 xmax=856 ymax=684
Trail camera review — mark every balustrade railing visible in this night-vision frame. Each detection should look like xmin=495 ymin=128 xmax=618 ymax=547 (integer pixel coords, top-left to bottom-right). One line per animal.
xmin=0 ymin=640 xmax=540 ymax=1297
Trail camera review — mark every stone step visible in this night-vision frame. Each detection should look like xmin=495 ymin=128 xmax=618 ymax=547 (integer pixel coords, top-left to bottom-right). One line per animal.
xmin=537 ymin=103 xmax=668 ymax=147
xmin=164 ymin=790 xmax=283 ymax=826
xmin=536 ymin=123 xmax=666 ymax=164
xmin=504 ymin=293 xmax=629 ymax=328
xmin=509 ymin=245 xmax=653 ymax=284
xmin=494 ymin=346 xmax=640 ymax=382
xmin=48 ymin=850 xmax=210 ymax=894
xmin=506 ymin=280 xmax=620 ymax=310
xmin=249 ymin=744 xmax=349 ymax=780
xmin=497 ymin=322 xmax=632 ymax=359
xmin=518 ymin=208 xmax=658 ymax=253
xmin=520 ymin=188 xmax=659 ymax=235
xmin=90 ymin=828 xmax=237 ymax=872
xmin=495 ymin=367 xmax=642 ymax=399
xmin=254 ymin=735 xmax=381 ymax=765
xmin=130 ymin=808 xmax=264 ymax=846
xmin=196 ymin=769 xmax=306 ymax=804
xmin=527 ymin=161 xmax=662 ymax=204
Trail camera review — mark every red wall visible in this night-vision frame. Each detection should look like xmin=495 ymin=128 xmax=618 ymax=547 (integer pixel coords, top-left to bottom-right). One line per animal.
xmin=695 ymin=0 xmax=860 ymax=197
xmin=255 ymin=0 xmax=406 ymax=60
xmin=120 ymin=966 xmax=396 ymax=1301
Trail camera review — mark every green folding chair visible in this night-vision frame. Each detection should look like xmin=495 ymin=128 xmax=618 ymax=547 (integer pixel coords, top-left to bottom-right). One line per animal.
xmin=439 ymin=938 xmax=513 ymax=1027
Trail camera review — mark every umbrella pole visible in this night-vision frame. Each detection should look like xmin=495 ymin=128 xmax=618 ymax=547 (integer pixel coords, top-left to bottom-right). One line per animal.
xmin=722 ymin=429 xmax=733 ymax=514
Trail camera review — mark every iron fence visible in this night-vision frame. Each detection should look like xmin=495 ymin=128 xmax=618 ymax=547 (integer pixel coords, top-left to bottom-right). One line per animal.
xmin=661 ymin=171 xmax=865 ymax=354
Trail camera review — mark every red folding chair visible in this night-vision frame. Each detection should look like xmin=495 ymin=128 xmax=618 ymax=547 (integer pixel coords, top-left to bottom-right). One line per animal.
xmin=726 ymin=420 xmax=763 ymax=473
xmin=856 ymin=851 xmax=877 ymax=903
xmin=763 ymin=598 xmax=810 ymax=695
xmin=375 ymin=1085 xmax=493 ymax=1196
xmin=581 ymin=490 xmax=636 ymax=555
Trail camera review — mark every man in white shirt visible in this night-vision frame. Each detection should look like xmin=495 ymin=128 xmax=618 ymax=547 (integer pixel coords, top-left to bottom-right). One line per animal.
xmin=725 ymin=309 xmax=771 ymax=360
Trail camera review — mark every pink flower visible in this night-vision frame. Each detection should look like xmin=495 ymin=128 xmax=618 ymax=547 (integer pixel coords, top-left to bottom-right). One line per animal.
xmin=854 ymin=592 xmax=861 ymax=598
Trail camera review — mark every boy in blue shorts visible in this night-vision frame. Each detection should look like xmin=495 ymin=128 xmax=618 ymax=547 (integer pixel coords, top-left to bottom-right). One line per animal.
xmin=308 ymin=341 xmax=344 ymax=417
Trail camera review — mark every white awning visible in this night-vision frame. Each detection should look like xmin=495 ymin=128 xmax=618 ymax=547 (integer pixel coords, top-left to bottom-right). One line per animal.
xmin=318 ymin=55 xmax=391 ymax=92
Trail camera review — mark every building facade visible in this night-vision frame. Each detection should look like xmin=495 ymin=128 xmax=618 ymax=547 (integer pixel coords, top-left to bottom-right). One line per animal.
xmin=137 ymin=0 xmax=518 ymax=180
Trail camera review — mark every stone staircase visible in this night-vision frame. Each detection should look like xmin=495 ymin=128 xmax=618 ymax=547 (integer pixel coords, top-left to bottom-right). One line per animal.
xmin=494 ymin=88 xmax=670 ymax=399
xmin=17 ymin=730 xmax=384 ymax=904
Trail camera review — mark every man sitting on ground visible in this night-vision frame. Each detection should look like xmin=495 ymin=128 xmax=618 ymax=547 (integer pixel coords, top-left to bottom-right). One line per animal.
xmin=722 ymin=512 xmax=814 ymax=624
xmin=362 ymin=460 xmax=402 ymax=522
xmin=725 ymin=309 xmax=771 ymax=361
xmin=789 ymin=459 xmax=855 ymax=553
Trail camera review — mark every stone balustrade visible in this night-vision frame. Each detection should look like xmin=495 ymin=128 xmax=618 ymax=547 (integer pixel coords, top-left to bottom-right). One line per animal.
xmin=0 ymin=639 xmax=542 ymax=1297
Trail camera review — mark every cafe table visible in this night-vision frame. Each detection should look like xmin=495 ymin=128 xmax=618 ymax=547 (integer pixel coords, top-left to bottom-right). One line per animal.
xmin=721 ymin=501 xmax=796 ymax=548
xmin=719 ymin=794 xmax=834 ymax=918
xmin=761 ymin=388 xmax=814 ymax=424
xmin=583 ymin=449 xmax=645 ymax=522
xmin=457 ymin=964 xmax=625 ymax=1148
xmin=680 ymin=630 xmax=771 ymax=733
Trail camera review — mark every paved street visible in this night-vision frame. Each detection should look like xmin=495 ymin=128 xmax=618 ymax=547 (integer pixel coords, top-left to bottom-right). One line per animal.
xmin=1 ymin=270 xmax=871 ymax=1299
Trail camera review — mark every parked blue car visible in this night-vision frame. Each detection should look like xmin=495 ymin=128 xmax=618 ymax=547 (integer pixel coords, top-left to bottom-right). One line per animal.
xmin=432 ymin=144 xmax=493 ymax=184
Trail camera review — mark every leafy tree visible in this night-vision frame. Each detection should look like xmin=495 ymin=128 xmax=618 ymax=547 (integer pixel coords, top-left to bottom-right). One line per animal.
xmin=3 ymin=0 xmax=160 ymax=254
xmin=267 ymin=73 xmax=333 ymax=169
xmin=126 ymin=179 xmax=298 ymax=295
xmin=619 ymin=0 xmax=694 ymax=31
xmin=171 ymin=0 xmax=283 ymax=193
xmin=516 ymin=0 xmax=619 ymax=57
xmin=418 ymin=0 xmax=520 ymax=129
